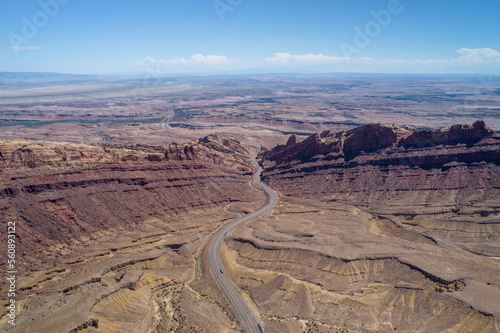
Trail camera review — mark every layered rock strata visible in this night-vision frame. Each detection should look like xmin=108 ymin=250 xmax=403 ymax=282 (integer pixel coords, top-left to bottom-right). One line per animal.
xmin=225 ymin=121 xmax=500 ymax=332
xmin=0 ymin=135 xmax=258 ymax=332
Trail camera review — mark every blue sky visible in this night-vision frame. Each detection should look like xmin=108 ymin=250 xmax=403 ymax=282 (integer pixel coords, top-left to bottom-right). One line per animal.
xmin=1 ymin=0 xmax=499 ymax=74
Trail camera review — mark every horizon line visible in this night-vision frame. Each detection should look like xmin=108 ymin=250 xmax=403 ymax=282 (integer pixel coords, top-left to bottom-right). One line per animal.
xmin=1 ymin=70 xmax=500 ymax=77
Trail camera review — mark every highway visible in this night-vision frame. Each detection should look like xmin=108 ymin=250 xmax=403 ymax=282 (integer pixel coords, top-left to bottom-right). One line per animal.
xmin=208 ymin=152 xmax=278 ymax=333
xmin=159 ymin=109 xmax=276 ymax=332
xmin=159 ymin=108 xmax=175 ymax=131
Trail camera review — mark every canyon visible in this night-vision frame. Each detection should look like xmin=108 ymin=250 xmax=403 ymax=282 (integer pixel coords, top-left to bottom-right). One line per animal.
xmin=0 ymin=134 xmax=265 ymax=332
xmin=225 ymin=120 xmax=500 ymax=332
xmin=0 ymin=120 xmax=499 ymax=333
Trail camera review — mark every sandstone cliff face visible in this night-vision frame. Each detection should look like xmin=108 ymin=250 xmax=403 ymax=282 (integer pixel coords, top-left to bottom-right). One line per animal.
xmin=238 ymin=121 xmax=500 ymax=332
xmin=259 ymin=121 xmax=500 ymax=220
xmin=164 ymin=133 xmax=250 ymax=170
xmin=260 ymin=120 xmax=496 ymax=168
xmin=343 ymin=123 xmax=409 ymax=152
xmin=400 ymin=120 xmax=496 ymax=147
xmin=0 ymin=136 xmax=253 ymax=271
xmin=0 ymin=135 xmax=261 ymax=333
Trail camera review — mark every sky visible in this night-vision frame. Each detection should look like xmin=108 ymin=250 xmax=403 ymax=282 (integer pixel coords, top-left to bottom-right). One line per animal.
xmin=1 ymin=0 xmax=500 ymax=75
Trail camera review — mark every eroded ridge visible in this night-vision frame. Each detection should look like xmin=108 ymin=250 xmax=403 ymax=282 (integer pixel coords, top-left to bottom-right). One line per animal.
xmin=222 ymin=198 xmax=500 ymax=332
xmin=217 ymin=122 xmax=500 ymax=332
xmin=0 ymin=135 xmax=263 ymax=333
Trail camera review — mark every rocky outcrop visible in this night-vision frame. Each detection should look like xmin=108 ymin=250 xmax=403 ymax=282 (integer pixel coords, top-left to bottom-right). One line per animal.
xmin=164 ymin=134 xmax=250 ymax=170
xmin=285 ymin=134 xmax=301 ymax=147
xmin=260 ymin=131 xmax=343 ymax=167
xmin=233 ymin=121 xmax=500 ymax=332
xmin=0 ymin=136 xmax=254 ymax=270
xmin=67 ymin=318 xmax=99 ymax=333
xmin=259 ymin=123 xmax=415 ymax=167
xmin=259 ymin=120 xmax=498 ymax=168
xmin=343 ymin=123 xmax=411 ymax=152
xmin=258 ymin=121 xmax=500 ymax=244
xmin=400 ymin=120 xmax=495 ymax=147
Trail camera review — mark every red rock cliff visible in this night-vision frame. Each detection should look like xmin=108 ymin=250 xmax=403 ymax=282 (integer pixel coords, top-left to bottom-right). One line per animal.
xmin=0 ymin=136 xmax=254 ymax=270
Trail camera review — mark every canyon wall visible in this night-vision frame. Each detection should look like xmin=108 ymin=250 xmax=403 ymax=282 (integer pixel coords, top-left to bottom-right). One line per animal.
xmin=0 ymin=135 xmax=259 ymax=332
xmin=220 ymin=121 xmax=500 ymax=332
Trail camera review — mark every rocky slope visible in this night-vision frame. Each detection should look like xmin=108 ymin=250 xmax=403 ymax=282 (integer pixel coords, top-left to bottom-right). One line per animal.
xmin=259 ymin=121 xmax=499 ymax=219
xmin=0 ymin=135 xmax=253 ymax=267
xmin=0 ymin=135 xmax=261 ymax=332
xmin=224 ymin=121 xmax=500 ymax=332
xmin=258 ymin=121 xmax=500 ymax=246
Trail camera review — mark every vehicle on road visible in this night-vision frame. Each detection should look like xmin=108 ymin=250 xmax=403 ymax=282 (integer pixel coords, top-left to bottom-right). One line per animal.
xmin=208 ymin=151 xmax=278 ymax=333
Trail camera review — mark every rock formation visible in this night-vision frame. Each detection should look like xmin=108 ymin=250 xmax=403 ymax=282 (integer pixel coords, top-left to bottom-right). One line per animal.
xmin=227 ymin=121 xmax=500 ymax=332
xmin=165 ymin=133 xmax=250 ymax=169
xmin=0 ymin=135 xmax=260 ymax=333
xmin=3 ymin=123 xmax=500 ymax=333
xmin=0 ymin=136 xmax=253 ymax=270
xmin=260 ymin=120 xmax=497 ymax=167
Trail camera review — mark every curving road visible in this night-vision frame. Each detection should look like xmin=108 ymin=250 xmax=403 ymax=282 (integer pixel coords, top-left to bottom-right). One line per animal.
xmin=159 ymin=110 xmax=276 ymax=332
xmin=208 ymin=151 xmax=278 ymax=333
xmin=159 ymin=108 xmax=175 ymax=131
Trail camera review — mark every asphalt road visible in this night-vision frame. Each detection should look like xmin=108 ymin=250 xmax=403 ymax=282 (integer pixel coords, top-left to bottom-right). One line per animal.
xmin=159 ymin=111 xmax=276 ymax=332
xmin=208 ymin=152 xmax=278 ymax=333
xmin=159 ymin=108 xmax=174 ymax=130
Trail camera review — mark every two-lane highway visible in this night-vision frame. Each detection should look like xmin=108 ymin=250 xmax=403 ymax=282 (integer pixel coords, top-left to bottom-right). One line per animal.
xmin=208 ymin=152 xmax=278 ymax=333
xmin=159 ymin=108 xmax=175 ymax=131
xmin=159 ymin=112 xmax=276 ymax=332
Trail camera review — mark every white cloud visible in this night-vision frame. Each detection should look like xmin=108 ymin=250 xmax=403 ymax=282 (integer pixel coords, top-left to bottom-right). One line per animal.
xmin=9 ymin=46 xmax=43 ymax=50
xmin=189 ymin=54 xmax=232 ymax=65
xmin=265 ymin=53 xmax=350 ymax=66
xmin=263 ymin=48 xmax=500 ymax=73
xmin=138 ymin=49 xmax=500 ymax=74
xmin=376 ymin=48 xmax=500 ymax=68
xmin=138 ymin=54 xmax=232 ymax=70
xmin=454 ymin=48 xmax=500 ymax=65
